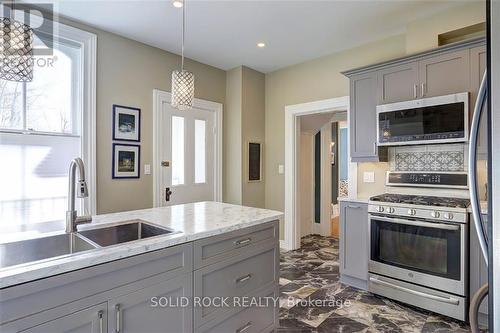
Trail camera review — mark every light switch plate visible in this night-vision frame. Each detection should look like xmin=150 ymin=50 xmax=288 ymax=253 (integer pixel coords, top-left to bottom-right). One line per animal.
xmin=144 ymin=164 xmax=151 ymax=175
xmin=363 ymin=171 xmax=375 ymax=183
xmin=278 ymin=164 xmax=284 ymax=175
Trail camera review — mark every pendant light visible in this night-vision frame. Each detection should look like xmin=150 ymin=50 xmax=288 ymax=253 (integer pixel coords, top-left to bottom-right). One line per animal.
xmin=0 ymin=3 xmax=34 ymax=82
xmin=171 ymin=0 xmax=194 ymax=110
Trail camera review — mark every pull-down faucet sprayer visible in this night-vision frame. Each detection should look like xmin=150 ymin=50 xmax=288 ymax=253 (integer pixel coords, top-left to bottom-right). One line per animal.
xmin=66 ymin=158 xmax=92 ymax=233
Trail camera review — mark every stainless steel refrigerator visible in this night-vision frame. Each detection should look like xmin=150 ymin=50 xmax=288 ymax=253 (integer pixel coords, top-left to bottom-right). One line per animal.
xmin=469 ymin=0 xmax=500 ymax=330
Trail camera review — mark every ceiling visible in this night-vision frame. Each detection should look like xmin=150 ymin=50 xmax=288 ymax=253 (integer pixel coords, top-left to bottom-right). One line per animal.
xmin=47 ymin=0 xmax=473 ymax=73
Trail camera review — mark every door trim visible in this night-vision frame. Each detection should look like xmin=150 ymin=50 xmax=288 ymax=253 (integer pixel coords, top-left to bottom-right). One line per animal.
xmin=284 ymin=96 xmax=355 ymax=250
xmin=152 ymin=89 xmax=223 ymax=207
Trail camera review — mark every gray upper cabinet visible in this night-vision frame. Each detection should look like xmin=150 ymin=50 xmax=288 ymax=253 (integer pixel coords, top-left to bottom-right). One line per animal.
xmin=470 ymin=45 xmax=488 ymax=159
xmin=418 ymin=49 xmax=470 ymax=98
xmin=377 ymin=62 xmax=419 ymax=104
xmin=339 ymin=201 xmax=368 ymax=287
xmin=350 ymin=72 xmax=379 ymax=162
xmin=108 ymin=274 xmax=192 ymax=333
xmin=20 ymin=303 xmax=107 ymax=333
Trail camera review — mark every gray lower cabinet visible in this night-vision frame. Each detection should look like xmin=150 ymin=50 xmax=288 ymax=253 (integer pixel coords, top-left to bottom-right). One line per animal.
xmin=377 ymin=61 xmax=419 ymax=104
xmin=418 ymin=49 xmax=470 ymax=98
xmin=349 ymin=72 xmax=380 ymax=162
xmin=20 ymin=303 xmax=107 ymax=333
xmin=339 ymin=201 xmax=368 ymax=289
xmin=0 ymin=221 xmax=279 ymax=333
xmin=108 ymin=274 xmax=192 ymax=333
xmin=470 ymin=213 xmax=488 ymax=324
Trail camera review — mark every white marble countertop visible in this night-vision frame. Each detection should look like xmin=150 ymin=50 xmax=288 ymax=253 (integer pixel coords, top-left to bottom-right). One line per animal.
xmin=0 ymin=202 xmax=283 ymax=289
xmin=337 ymin=197 xmax=370 ymax=204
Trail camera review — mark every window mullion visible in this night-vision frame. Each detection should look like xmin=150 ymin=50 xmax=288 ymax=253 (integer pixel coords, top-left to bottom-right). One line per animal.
xmin=22 ymin=82 xmax=27 ymax=130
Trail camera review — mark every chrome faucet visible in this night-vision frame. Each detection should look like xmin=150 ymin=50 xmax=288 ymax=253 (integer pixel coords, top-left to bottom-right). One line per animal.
xmin=66 ymin=158 xmax=92 ymax=233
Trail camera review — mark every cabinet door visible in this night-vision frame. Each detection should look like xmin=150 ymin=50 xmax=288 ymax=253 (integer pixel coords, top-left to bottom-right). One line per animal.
xmin=21 ymin=303 xmax=107 ymax=333
xmin=108 ymin=274 xmax=192 ymax=333
xmin=470 ymin=45 xmax=488 ymax=160
xmin=350 ymin=72 xmax=379 ymax=162
xmin=377 ymin=62 xmax=419 ymax=103
xmin=339 ymin=202 xmax=368 ymax=281
xmin=470 ymin=214 xmax=488 ymax=316
xmin=418 ymin=49 xmax=470 ymax=98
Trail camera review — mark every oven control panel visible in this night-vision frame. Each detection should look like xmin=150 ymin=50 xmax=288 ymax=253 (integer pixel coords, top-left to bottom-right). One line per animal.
xmin=368 ymin=204 xmax=467 ymax=224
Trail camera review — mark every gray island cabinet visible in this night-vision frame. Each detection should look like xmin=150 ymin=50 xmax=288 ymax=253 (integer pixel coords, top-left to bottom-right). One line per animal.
xmin=0 ymin=220 xmax=279 ymax=333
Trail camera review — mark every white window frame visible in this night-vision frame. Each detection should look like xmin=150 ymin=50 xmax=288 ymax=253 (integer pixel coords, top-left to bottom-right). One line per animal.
xmin=0 ymin=17 xmax=97 ymax=215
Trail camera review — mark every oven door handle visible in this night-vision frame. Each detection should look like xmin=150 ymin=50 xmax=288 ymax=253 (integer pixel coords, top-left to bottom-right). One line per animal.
xmin=369 ymin=277 xmax=460 ymax=305
xmin=372 ymin=216 xmax=460 ymax=231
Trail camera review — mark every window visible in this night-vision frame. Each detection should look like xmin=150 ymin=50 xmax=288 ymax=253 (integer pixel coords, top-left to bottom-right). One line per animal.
xmin=194 ymin=119 xmax=206 ymax=183
xmin=171 ymin=116 xmax=185 ymax=186
xmin=0 ymin=21 xmax=96 ymax=226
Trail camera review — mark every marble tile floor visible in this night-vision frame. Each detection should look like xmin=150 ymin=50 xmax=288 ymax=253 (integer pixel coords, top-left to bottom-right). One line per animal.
xmin=278 ymin=235 xmax=476 ymax=333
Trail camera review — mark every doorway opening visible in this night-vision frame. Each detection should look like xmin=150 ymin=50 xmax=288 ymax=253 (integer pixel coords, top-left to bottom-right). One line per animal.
xmin=284 ymin=96 xmax=356 ymax=250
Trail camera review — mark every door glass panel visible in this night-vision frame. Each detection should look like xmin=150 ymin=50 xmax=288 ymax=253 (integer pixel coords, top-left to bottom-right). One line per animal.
xmin=194 ymin=119 xmax=206 ymax=183
xmin=171 ymin=116 xmax=184 ymax=185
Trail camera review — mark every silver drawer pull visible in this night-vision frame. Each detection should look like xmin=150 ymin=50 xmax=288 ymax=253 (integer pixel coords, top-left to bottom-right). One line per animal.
xmin=235 ymin=273 xmax=252 ymax=284
xmin=234 ymin=237 xmax=251 ymax=246
xmin=235 ymin=321 xmax=253 ymax=333
xmin=348 ymin=205 xmax=360 ymax=209
xmin=115 ymin=304 xmax=121 ymax=333
xmin=98 ymin=310 xmax=104 ymax=333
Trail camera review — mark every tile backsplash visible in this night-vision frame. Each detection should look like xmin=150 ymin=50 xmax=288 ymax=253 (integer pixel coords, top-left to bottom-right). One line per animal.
xmin=389 ymin=144 xmax=467 ymax=172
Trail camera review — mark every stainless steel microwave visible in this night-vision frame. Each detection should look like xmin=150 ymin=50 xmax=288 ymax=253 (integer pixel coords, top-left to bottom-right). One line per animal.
xmin=376 ymin=92 xmax=469 ymax=146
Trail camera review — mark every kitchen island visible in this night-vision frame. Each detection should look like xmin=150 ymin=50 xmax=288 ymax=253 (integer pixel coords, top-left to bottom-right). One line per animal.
xmin=0 ymin=202 xmax=282 ymax=333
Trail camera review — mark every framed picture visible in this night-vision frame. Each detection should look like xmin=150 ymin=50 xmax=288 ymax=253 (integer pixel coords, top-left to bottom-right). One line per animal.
xmin=112 ymin=143 xmax=140 ymax=179
xmin=113 ymin=104 xmax=141 ymax=142
xmin=248 ymin=141 xmax=262 ymax=182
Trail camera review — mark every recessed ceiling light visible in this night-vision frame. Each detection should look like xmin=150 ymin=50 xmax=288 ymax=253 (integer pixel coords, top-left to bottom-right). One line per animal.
xmin=257 ymin=42 xmax=266 ymax=48
xmin=173 ymin=0 xmax=183 ymax=8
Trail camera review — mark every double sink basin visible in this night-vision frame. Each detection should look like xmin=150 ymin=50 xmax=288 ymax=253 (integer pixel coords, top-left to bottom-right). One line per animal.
xmin=0 ymin=220 xmax=177 ymax=269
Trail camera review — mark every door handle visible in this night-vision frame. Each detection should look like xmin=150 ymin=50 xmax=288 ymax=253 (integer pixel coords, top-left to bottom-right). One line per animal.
xmin=165 ymin=187 xmax=172 ymax=202
xmin=468 ymin=71 xmax=489 ymax=264
xmin=420 ymin=83 xmax=426 ymax=97
xmin=413 ymin=84 xmax=418 ymax=99
xmin=235 ymin=321 xmax=253 ymax=333
xmin=98 ymin=310 xmax=104 ymax=333
xmin=115 ymin=304 xmax=121 ymax=333
xmin=235 ymin=273 xmax=252 ymax=284
xmin=234 ymin=237 xmax=252 ymax=246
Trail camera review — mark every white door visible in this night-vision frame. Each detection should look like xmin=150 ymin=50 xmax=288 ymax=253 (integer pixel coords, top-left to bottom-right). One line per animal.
xmin=160 ymin=103 xmax=215 ymax=206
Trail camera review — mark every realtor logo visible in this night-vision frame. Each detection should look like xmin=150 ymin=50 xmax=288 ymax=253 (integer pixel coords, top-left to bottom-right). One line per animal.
xmin=0 ymin=2 xmax=54 ymax=56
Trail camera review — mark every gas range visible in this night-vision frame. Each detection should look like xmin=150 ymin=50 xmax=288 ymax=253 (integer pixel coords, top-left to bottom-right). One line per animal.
xmin=368 ymin=193 xmax=470 ymax=223
xmin=367 ymin=171 xmax=470 ymax=320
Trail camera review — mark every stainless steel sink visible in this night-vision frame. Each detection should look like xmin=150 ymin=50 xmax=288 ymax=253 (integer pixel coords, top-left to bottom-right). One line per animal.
xmin=78 ymin=220 xmax=175 ymax=247
xmin=0 ymin=233 xmax=97 ymax=269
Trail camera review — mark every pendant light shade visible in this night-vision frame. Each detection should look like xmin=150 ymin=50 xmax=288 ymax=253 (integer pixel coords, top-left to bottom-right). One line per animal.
xmin=0 ymin=17 xmax=34 ymax=82
xmin=171 ymin=0 xmax=194 ymax=110
xmin=171 ymin=69 xmax=194 ymax=110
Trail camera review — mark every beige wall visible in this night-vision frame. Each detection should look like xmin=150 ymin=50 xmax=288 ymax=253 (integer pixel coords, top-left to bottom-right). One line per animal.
xmin=241 ymin=67 xmax=266 ymax=208
xmin=265 ymin=35 xmax=407 ymax=225
xmin=406 ymin=2 xmax=485 ymax=54
xmin=224 ymin=66 xmax=266 ymax=207
xmin=264 ymin=3 xmax=486 ymax=238
xmin=224 ymin=67 xmax=243 ymax=204
xmin=58 ymin=18 xmax=226 ymax=214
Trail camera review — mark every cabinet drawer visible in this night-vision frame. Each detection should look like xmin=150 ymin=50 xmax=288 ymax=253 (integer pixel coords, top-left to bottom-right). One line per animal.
xmin=197 ymin=287 xmax=277 ymax=333
xmin=194 ymin=221 xmax=278 ymax=268
xmin=194 ymin=241 xmax=279 ymax=326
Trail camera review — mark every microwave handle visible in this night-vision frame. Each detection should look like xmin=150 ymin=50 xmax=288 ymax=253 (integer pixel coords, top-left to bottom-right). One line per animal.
xmin=372 ymin=215 xmax=460 ymax=231
xmin=468 ymin=71 xmax=489 ymax=264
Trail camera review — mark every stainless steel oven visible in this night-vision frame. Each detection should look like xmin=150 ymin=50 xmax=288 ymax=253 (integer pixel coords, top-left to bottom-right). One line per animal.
xmin=376 ymin=92 xmax=469 ymax=146
xmin=369 ymin=214 xmax=467 ymax=297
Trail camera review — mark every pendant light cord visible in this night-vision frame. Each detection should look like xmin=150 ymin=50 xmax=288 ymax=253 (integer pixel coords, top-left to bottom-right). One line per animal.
xmin=181 ymin=0 xmax=186 ymax=70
